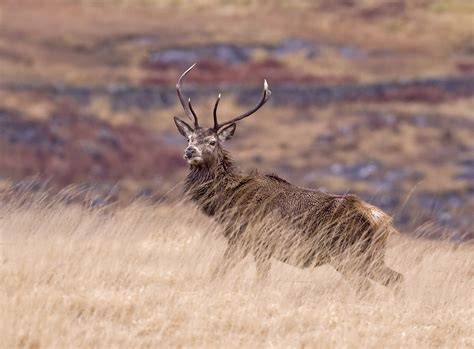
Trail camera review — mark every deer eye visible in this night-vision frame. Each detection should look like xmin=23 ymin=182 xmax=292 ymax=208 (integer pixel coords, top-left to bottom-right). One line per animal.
xmin=209 ymin=140 xmax=216 ymax=146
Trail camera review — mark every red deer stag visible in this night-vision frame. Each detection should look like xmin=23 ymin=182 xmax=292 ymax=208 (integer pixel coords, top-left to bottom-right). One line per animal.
xmin=173 ymin=64 xmax=403 ymax=294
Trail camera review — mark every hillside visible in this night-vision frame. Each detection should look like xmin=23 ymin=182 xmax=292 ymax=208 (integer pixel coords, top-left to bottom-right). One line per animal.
xmin=0 ymin=0 xmax=473 ymax=238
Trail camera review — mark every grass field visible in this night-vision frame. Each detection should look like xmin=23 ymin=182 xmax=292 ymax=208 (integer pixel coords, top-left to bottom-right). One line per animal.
xmin=1 ymin=198 xmax=472 ymax=348
xmin=0 ymin=1 xmax=473 ymax=346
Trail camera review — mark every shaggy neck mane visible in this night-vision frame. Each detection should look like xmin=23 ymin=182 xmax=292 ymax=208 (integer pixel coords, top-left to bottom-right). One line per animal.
xmin=184 ymin=149 xmax=240 ymax=212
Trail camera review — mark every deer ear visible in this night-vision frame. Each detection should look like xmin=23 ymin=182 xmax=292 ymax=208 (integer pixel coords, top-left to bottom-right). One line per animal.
xmin=174 ymin=117 xmax=193 ymax=138
xmin=218 ymin=123 xmax=236 ymax=142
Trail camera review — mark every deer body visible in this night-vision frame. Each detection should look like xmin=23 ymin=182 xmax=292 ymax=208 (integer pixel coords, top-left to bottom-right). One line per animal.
xmin=174 ymin=64 xmax=403 ymax=294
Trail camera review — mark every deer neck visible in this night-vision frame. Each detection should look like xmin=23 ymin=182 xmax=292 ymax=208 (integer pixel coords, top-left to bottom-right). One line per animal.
xmin=184 ymin=149 xmax=240 ymax=214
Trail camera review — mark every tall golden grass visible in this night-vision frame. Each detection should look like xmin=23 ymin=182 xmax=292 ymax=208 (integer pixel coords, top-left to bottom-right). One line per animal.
xmin=1 ymin=196 xmax=472 ymax=348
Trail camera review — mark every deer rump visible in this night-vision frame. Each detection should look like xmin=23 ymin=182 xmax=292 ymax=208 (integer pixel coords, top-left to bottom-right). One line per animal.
xmin=210 ymin=174 xmax=394 ymax=270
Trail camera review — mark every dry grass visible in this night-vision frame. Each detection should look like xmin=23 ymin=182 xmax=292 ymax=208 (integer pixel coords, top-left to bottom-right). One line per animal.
xmin=1 ymin=196 xmax=473 ymax=348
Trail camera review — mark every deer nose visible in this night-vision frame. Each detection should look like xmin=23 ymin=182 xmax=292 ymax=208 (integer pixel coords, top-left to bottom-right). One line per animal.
xmin=185 ymin=147 xmax=196 ymax=159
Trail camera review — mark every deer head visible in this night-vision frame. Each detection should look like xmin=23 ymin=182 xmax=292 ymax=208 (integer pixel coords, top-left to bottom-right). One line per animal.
xmin=173 ymin=64 xmax=271 ymax=168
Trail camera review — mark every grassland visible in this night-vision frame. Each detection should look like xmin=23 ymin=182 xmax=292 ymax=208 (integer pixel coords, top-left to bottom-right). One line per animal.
xmin=0 ymin=2 xmax=473 ymax=346
xmin=1 ymin=197 xmax=473 ymax=348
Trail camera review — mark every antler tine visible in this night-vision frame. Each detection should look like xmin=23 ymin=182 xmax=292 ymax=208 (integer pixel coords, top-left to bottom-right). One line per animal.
xmin=176 ymin=63 xmax=198 ymax=126
xmin=187 ymin=98 xmax=199 ymax=128
xmin=212 ymin=93 xmax=221 ymax=131
xmin=214 ymin=79 xmax=271 ymax=131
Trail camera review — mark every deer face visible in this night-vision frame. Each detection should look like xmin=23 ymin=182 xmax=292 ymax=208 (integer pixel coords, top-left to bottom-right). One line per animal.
xmin=172 ymin=63 xmax=270 ymax=168
xmin=173 ymin=119 xmax=236 ymax=167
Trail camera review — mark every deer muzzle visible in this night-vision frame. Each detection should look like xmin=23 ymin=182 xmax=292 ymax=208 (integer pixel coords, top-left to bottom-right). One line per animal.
xmin=184 ymin=146 xmax=201 ymax=162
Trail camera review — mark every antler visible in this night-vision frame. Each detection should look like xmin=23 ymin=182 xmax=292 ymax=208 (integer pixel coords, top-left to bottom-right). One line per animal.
xmin=212 ymin=93 xmax=221 ymax=132
xmin=176 ymin=63 xmax=199 ymax=128
xmin=213 ymin=79 xmax=271 ymax=131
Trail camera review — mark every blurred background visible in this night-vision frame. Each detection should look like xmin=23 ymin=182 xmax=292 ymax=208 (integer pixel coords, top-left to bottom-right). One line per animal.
xmin=0 ymin=0 xmax=472 ymax=240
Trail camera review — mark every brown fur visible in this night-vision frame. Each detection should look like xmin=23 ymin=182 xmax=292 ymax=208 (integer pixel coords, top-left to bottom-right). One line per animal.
xmin=182 ymin=143 xmax=404 ymax=294
xmin=174 ymin=66 xmax=403 ymax=295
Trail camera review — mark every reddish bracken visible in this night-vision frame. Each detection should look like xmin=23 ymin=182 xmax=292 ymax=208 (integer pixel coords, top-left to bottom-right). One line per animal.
xmin=0 ymin=109 xmax=182 ymax=186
